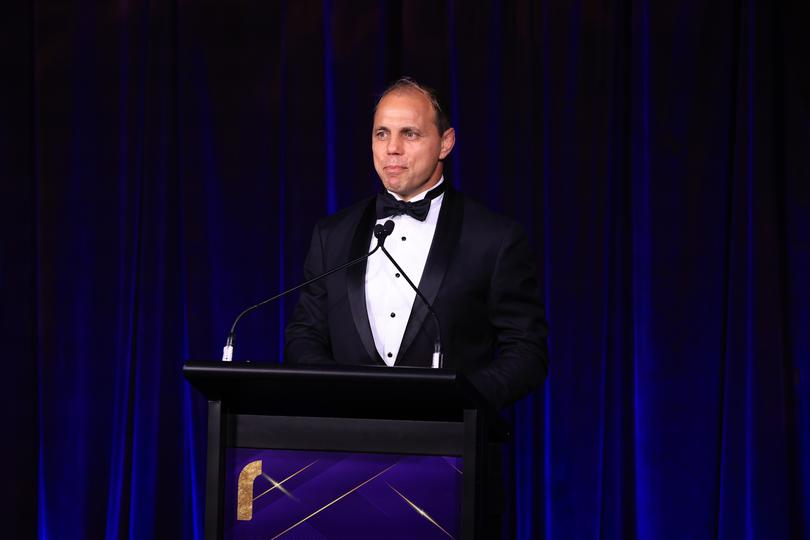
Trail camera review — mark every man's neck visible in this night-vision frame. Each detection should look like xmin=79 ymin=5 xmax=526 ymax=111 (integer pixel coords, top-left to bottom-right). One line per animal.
xmin=389 ymin=176 xmax=445 ymax=202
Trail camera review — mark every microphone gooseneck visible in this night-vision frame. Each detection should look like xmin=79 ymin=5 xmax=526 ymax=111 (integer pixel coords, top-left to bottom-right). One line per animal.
xmin=377 ymin=220 xmax=444 ymax=369
xmin=221 ymin=222 xmax=395 ymax=362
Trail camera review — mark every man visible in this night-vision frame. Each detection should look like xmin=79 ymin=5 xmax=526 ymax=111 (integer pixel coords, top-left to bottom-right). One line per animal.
xmin=285 ymin=78 xmax=548 ymax=408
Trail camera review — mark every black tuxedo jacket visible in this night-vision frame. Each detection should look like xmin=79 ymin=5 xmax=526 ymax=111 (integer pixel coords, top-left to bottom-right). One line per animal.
xmin=284 ymin=185 xmax=548 ymax=407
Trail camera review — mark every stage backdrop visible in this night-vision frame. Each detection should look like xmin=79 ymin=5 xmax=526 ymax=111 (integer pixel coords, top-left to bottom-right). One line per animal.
xmin=2 ymin=0 xmax=808 ymax=538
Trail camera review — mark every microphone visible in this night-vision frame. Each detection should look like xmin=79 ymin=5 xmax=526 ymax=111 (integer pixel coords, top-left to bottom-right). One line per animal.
xmin=376 ymin=220 xmax=444 ymax=369
xmin=374 ymin=219 xmax=395 ymax=246
xmin=221 ymin=222 xmax=395 ymax=362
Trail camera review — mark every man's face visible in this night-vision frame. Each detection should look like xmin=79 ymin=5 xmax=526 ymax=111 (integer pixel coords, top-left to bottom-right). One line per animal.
xmin=372 ymin=90 xmax=455 ymax=201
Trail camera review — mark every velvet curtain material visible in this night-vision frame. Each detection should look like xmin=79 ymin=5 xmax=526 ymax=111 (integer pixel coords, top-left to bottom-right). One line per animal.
xmin=2 ymin=0 xmax=808 ymax=539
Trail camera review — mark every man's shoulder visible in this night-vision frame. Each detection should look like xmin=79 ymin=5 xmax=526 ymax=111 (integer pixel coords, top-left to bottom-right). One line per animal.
xmin=454 ymin=189 xmax=523 ymax=235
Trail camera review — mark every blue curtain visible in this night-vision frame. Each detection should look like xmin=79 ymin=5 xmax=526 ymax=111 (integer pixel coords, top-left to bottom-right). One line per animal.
xmin=2 ymin=0 xmax=808 ymax=538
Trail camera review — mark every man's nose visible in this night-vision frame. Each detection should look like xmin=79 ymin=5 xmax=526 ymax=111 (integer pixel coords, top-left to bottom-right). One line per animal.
xmin=386 ymin=135 xmax=403 ymax=154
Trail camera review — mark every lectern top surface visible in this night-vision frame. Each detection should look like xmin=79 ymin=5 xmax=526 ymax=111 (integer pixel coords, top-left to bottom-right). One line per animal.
xmin=183 ymin=361 xmax=491 ymax=422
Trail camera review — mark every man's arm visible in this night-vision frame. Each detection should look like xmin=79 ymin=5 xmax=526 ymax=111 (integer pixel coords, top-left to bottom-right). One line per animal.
xmin=468 ymin=222 xmax=549 ymax=408
xmin=284 ymin=222 xmax=335 ymax=364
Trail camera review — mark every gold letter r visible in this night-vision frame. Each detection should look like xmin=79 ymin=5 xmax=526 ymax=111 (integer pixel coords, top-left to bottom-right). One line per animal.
xmin=236 ymin=460 xmax=262 ymax=521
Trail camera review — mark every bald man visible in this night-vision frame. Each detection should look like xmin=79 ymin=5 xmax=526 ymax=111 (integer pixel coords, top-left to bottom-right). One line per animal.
xmin=285 ymin=78 xmax=548 ymax=409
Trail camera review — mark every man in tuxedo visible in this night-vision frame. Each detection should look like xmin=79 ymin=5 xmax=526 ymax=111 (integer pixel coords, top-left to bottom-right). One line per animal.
xmin=285 ymin=78 xmax=548 ymax=408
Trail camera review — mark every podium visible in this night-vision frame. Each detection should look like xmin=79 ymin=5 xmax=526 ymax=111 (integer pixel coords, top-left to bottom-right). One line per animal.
xmin=183 ymin=361 xmax=508 ymax=539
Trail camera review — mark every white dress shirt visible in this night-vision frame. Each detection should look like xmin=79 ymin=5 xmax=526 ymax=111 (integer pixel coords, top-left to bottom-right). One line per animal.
xmin=365 ymin=178 xmax=444 ymax=366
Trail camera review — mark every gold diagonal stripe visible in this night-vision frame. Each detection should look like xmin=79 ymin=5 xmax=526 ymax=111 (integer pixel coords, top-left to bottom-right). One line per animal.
xmin=270 ymin=463 xmax=397 ymax=540
xmin=261 ymin=473 xmax=298 ymax=502
xmin=254 ymin=461 xmax=318 ymax=502
xmin=388 ymin=483 xmax=455 ymax=539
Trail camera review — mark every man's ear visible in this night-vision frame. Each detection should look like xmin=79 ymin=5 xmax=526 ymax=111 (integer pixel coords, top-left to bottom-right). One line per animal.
xmin=439 ymin=128 xmax=456 ymax=159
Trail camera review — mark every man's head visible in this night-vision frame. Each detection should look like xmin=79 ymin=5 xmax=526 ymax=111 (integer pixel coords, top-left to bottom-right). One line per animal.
xmin=372 ymin=78 xmax=455 ymax=201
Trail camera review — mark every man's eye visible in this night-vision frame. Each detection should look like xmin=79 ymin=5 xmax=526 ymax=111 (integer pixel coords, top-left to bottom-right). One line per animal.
xmin=404 ymin=131 xmax=418 ymax=139
xmin=375 ymin=131 xmax=388 ymax=139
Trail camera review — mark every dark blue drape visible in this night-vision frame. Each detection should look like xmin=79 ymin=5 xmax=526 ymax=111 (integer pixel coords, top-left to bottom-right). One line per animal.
xmin=2 ymin=0 xmax=808 ymax=538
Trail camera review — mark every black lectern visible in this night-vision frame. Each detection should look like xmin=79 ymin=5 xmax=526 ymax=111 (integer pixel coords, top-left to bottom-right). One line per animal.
xmin=183 ymin=362 xmax=508 ymax=540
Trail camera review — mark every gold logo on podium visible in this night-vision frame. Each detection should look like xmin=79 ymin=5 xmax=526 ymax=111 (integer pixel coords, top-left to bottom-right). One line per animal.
xmin=237 ymin=460 xmax=263 ymax=521
xmin=236 ymin=459 xmax=318 ymax=521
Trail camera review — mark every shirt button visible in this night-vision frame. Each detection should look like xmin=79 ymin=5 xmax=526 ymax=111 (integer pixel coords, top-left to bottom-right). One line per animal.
xmin=387 ymin=352 xmax=393 ymax=358
xmin=401 ymin=236 xmax=407 ymax=241
xmin=395 ymin=273 xmax=400 ymax=278
xmin=390 ymin=312 xmax=396 ymax=318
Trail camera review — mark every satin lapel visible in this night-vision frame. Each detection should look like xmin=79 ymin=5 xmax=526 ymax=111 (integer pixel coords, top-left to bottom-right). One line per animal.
xmin=347 ymin=198 xmax=385 ymax=365
xmin=396 ymin=186 xmax=464 ymax=364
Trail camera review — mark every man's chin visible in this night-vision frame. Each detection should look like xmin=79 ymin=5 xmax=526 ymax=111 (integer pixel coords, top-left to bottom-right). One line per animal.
xmin=382 ymin=179 xmax=408 ymax=195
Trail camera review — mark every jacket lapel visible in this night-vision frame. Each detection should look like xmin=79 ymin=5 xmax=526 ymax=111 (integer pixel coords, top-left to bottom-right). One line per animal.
xmin=347 ymin=198 xmax=386 ymax=365
xmin=396 ymin=185 xmax=464 ymax=365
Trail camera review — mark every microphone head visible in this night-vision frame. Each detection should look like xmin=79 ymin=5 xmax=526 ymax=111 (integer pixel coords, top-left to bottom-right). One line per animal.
xmin=374 ymin=220 xmax=395 ymax=247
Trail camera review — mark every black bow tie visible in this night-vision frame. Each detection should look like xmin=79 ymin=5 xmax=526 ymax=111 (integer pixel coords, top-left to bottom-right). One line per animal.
xmin=375 ymin=182 xmax=446 ymax=221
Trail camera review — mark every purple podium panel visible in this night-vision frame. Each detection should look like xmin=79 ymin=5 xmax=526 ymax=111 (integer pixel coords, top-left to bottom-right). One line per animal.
xmin=224 ymin=448 xmax=463 ymax=540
